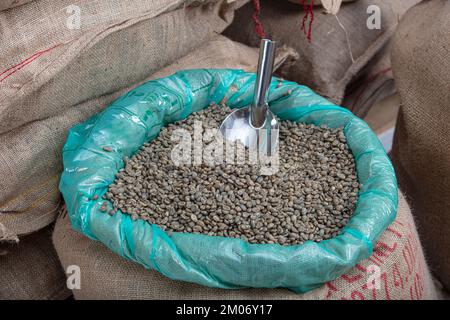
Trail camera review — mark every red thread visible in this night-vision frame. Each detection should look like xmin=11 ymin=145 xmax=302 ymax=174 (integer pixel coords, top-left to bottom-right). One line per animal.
xmin=0 ymin=52 xmax=41 ymax=77
xmin=300 ymin=0 xmax=308 ymax=32
xmin=252 ymin=0 xmax=266 ymax=38
xmin=300 ymin=0 xmax=315 ymax=42
xmin=0 ymin=43 xmax=61 ymax=83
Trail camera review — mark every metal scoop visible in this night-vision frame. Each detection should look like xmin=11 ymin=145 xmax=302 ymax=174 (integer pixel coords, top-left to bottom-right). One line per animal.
xmin=219 ymin=39 xmax=279 ymax=157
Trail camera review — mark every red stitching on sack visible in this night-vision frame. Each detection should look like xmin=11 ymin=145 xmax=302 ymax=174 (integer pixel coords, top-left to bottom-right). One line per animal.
xmin=0 ymin=44 xmax=61 ymax=83
xmin=252 ymin=0 xmax=266 ymax=38
xmin=0 ymin=52 xmax=40 ymax=77
xmin=300 ymin=0 xmax=315 ymax=42
xmin=0 ymin=56 xmax=40 ymax=83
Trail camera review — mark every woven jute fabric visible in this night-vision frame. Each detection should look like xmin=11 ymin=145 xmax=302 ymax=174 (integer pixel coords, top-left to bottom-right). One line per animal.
xmin=0 ymin=0 xmax=247 ymax=240
xmin=224 ymin=0 xmax=420 ymax=105
xmin=53 ymin=190 xmax=437 ymax=300
xmin=343 ymin=41 xmax=395 ymax=118
xmin=0 ymin=0 xmax=246 ymax=134
xmin=0 ymin=225 xmax=71 ymax=300
xmin=391 ymin=0 xmax=450 ymax=292
xmin=0 ymin=33 xmax=295 ymax=242
xmin=0 ymin=0 xmax=34 ymax=11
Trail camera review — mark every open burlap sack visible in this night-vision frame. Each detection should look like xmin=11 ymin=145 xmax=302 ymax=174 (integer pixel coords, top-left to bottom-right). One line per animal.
xmin=0 ymin=225 xmax=71 ymax=300
xmin=391 ymin=0 xmax=450 ymax=292
xmin=224 ymin=0 xmax=420 ymax=105
xmin=0 ymin=33 xmax=295 ymax=243
xmin=0 ymin=0 xmax=248 ymax=240
xmin=53 ymin=191 xmax=437 ymax=300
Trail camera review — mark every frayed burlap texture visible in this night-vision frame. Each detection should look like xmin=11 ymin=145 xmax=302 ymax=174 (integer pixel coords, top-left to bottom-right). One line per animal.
xmin=0 ymin=225 xmax=71 ymax=300
xmin=224 ymin=0 xmax=420 ymax=105
xmin=53 ymin=188 xmax=437 ymax=299
xmin=391 ymin=0 xmax=450 ymax=292
xmin=0 ymin=0 xmax=247 ymax=240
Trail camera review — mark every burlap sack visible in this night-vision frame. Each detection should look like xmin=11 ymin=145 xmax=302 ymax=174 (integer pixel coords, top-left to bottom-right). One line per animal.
xmin=344 ymin=42 xmax=395 ymax=118
xmin=224 ymin=0 xmax=420 ymax=105
xmin=0 ymin=0 xmax=247 ymax=134
xmin=0 ymin=225 xmax=71 ymax=300
xmin=53 ymin=191 xmax=437 ymax=299
xmin=391 ymin=0 xmax=450 ymax=292
xmin=0 ymin=0 xmax=247 ymax=240
xmin=0 ymin=0 xmax=34 ymax=11
xmin=0 ymin=33 xmax=295 ymax=243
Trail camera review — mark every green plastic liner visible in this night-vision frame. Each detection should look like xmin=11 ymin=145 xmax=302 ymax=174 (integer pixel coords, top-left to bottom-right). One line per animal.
xmin=60 ymin=69 xmax=397 ymax=293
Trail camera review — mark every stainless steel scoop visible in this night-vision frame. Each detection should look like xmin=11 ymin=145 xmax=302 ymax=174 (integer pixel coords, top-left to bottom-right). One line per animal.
xmin=219 ymin=39 xmax=279 ymax=157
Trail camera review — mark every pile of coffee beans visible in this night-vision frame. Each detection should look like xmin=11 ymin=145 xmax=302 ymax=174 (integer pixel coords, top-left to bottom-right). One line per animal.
xmin=105 ymin=105 xmax=360 ymax=245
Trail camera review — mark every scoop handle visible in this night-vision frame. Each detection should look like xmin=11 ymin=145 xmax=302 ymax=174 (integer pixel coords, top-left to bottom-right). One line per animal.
xmin=250 ymin=39 xmax=276 ymax=128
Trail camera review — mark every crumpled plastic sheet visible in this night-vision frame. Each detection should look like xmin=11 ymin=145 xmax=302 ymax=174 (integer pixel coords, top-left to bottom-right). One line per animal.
xmin=60 ymin=69 xmax=398 ymax=293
